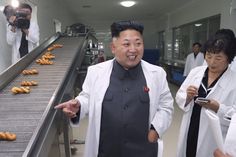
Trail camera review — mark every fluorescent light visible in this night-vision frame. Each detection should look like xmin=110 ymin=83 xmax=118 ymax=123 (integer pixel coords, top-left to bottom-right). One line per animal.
xmin=175 ymin=43 xmax=179 ymax=47
xmin=195 ymin=23 xmax=202 ymax=27
xmin=120 ymin=1 xmax=136 ymax=7
xmin=11 ymin=0 xmax=19 ymax=8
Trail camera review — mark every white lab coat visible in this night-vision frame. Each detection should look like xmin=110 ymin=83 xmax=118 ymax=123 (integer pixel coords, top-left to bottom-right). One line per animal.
xmin=75 ymin=59 xmax=174 ymax=157
xmin=176 ymin=66 xmax=236 ymax=157
xmin=224 ymin=113 xmax=236 ymax=156
xmin=6 ymin=21 xmax=39 ymax=64
xmin=183 ymin=52 xmax=205 ymax=76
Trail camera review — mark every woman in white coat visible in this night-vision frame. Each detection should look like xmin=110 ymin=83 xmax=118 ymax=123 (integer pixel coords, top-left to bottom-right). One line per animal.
xmin=55 ymin=20 xmax=174 ymax=157
xmin=176 ymin=29 xmax=236 ymax=157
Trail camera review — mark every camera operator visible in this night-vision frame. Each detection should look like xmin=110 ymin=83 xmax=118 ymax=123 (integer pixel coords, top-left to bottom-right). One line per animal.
xmin=3 ymin=3 xmax=39 ymax=64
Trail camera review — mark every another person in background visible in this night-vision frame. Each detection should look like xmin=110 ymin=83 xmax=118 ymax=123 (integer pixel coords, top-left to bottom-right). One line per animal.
xmin=4 ymin=3 xmax=39 ymax=64
xmin=55 ymin=20 xmax=174 ymax=157
xmin=214 ymin=109 xmax=236 ymax=157
xmin=183 ymin=42 xmax=204 ymax=77
xmin=97 ymin=50 xmax=105 ymax=63
xmin=215 ymin=29 xmax=236 ymax=72
xmin=175 ymin=29 xmax=236 ymax=157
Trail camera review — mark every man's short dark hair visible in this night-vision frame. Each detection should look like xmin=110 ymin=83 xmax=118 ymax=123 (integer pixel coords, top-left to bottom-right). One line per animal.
xmin=110 ymin=20 xmax=144 ymax=38
xmin=192 ymin=42 xmax=202 ymax=47
xmin=19 ymin=3 xmax=32 ymax=12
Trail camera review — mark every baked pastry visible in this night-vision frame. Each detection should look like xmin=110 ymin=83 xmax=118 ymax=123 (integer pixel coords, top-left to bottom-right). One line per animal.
xmin=21 ymin=81 xmax=38 ymax=86
xmin=11 ymin=86 xmax=30 ymax=94
xmin=52 ymin=44 xmax=63 ymax=48
xmin=42 ymin=52 xmax=55 ymax=60
xmin=47 ymin=44 xmax=63 ymax=51
xmin=0 ymin=132 xmax=17 ymax=141
xmin=36 ymin=58 xmax=53 ymax=65
xmin=47 ymin=47 xmax=54 ymax=51
xmin=22 ymin=69 xmax=38 ymax=75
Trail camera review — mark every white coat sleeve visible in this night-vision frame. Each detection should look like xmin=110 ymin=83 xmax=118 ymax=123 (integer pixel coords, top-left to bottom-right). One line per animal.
xmin=151 ymin=70 xmax=174 ymax=137
xmin=26 ymin=22 xmax=39 ymax=44
xmin=75 ymin=66 xmax=94 ymax=120
xmin=175 ymin=69 xmax=195 ymax=112
xmin=224 ymin=114 xmax=236 ymax=156
xmin=217 ymin=89 xmax=236 ymax=123
xmin=6 ymin=25 xmax=17 ymax=45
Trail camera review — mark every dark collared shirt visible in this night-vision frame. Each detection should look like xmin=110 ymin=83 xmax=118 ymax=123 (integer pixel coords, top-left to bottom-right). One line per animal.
xmin=98 ymin=60 xmax=157 ymax=157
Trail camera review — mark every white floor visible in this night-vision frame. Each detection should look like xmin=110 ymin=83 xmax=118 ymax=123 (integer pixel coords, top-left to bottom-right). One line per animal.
xmin=67 ymin=83 xmax=183 ymax=157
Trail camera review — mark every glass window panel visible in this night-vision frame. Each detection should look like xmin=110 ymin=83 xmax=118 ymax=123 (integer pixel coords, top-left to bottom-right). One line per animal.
xmin=208 ymin=15 xmax=221 ymax=38
xmin=172 ymin=14 xmax=220 ymax=61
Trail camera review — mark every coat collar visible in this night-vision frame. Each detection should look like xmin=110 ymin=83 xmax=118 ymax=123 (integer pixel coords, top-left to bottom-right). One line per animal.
xmin=194 ymin=66 xmax=233 ymax=97
xmin=113 ymin=60 xmax=142 ymax=80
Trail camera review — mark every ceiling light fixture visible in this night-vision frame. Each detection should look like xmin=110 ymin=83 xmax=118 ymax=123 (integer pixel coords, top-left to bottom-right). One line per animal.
xmin=194 ymin=23 xmax=202 ymax=27
xmin=11 ymin=0 xmax=19 ymax=8
xmin=120 ymin=1 xmax=136 ymax=7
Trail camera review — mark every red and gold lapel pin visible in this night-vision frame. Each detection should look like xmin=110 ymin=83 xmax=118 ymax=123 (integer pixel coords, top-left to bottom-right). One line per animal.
xmin=143 ymin=86 xmax=150 ymax=93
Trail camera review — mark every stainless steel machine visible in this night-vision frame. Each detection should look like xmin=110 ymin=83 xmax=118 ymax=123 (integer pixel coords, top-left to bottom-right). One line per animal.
xmin=0 ymin=31 xmax=96 ymax=157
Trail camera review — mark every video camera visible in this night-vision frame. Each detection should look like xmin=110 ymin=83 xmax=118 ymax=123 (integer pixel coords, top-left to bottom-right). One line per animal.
xmin=14 ymin=10 xmax=30 ymax=29
xmin=3 ymin=5 xmax=30 ymax=29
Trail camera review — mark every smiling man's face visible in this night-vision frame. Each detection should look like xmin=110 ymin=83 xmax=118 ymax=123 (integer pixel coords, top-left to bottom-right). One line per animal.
xmin=111 ymin=29 xmax=144 ymax=69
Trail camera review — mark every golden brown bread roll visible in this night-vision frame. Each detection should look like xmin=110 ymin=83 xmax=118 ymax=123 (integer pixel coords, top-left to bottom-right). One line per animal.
xmin=47 ymin=44 xmax=63 ymax=51
xmin=42 ymin=52 xmax=55 ymax=60
xmin=52 ymin=44 xmax=63 ymax=48
xmin=11 ymin=86 xmax=30 ymax=94
xmin=0 ymin=132 xmax=17 ymax=141
xmin=22 ymin=69 xmax=38 ymax=75
xmin=47 ymin=47 xmax=54 ymax=51
xmin=36 ymin=58 xmax=53 ymax=65
xmin=20 ymin=81 xmax=38 ymax=86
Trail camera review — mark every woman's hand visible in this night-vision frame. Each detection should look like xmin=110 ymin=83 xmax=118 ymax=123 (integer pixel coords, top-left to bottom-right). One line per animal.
xmin=185 ymin=85 xmax=198 ymax=105
xmin=197 ymin=99 xmax=219 ymax=113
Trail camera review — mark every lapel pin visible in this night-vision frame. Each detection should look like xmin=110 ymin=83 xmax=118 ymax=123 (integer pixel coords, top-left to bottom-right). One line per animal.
xmin=144 ymin=86 xmax=150 ymax=93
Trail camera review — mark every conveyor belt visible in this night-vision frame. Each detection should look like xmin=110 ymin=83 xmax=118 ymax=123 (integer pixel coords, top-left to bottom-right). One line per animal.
xmin=0 ymin=35 xmax=88 ymax=157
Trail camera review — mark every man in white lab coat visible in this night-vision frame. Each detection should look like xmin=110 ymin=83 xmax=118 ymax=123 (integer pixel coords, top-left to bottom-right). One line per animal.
xmin=55 ymin=20 xmax=174 ymax=157
xmin=175 ymin=29 xmax=236 ymax=157
xmin=4 ymin=3 xmax=39 ymax=64
xmin=183 ymin=42 xmax=205 ymax=77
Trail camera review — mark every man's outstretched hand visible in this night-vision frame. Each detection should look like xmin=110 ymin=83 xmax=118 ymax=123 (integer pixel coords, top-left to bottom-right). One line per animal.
xmin=54 ymin=99 xmax=80 ymax=118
